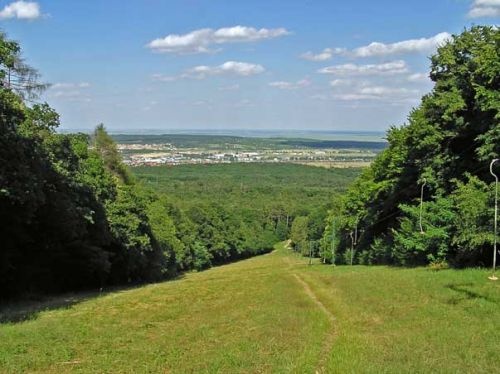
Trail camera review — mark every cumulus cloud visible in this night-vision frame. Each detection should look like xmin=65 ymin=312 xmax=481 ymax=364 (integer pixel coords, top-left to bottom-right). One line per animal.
xmin=51 ymin=82 xmax=90 ymax=89
xmin=268 ymin=79 xmax=311 ymax=90
xmin=47 ymin=82 xmax=91 ymax=101
xmin=333 ymin=85 xmax=419 ymax=101
xmin=407 ymin=73 xmax=429 ymax=82
xmin=151 ymin=74 xmax=177 ymax=82
xmin=308 ymin=32 xmax=450 ymax=60
xmin=318 ymin=60 xmax=409 ymax=76
xmin=349 ymin=32 xmax=451 ymax=57
xmin=185 ymin=61 xmax=265 ymax=78
xmin=219 ymin=84 xmax=240 ymax=91
xmin=468 ymin=0 xmax=500 ymax=17
xmin=147 ymin=26 xmax=290 ymax=54
xmin=0 ymin=1 xmax=40 ymax=20
xmin=152 ymin=62 xmax=264 ymax=82
xmin=300 ymin=48 xmax=346 ymax=61
xmin=329 ymin=79 xmax=352 ymax=87
xmin=212 ymin=26 xmax=289 ymax=43
xmin=359 ymin=86 xmax=417 ymax=96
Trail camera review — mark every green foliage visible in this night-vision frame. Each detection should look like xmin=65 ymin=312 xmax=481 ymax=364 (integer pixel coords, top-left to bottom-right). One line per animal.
xmin=324 ymin=26 xmax=499 ymax=267
xmin=0 ymin=32 xmax=47 ymax=99
xmin=0 ymin=32 xmax=172 ymax=297
xmin=393 ymin=198 xmax=455 ymax=265
xmin=450 ymin=175 xmax=494 ymax=266
xmin=0 ymin=29 xmax=359 ymax=299
xmin=92 ymin=124 xmax=133 ymax=185
xmin=290 ymin=216 xmax=309 ymax=254
xmin=133 ymin=163 xmax=358 ymax=265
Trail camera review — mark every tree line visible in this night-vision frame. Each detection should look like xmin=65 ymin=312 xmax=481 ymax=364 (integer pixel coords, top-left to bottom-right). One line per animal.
xmin=133 ymin=163 xmax=358 ymax=267
xmin=0 ymin=32 xmax=282 ymax=299
xmin=308 ymin=26 xmax=499 ymax=268
xmin=0 ymin=30 xmax=359 ymax=299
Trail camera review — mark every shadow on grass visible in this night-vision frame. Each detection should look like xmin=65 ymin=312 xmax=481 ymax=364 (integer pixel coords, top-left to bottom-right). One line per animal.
xmin=0 ymin=249 xmax=273 ymax=325
xmin=444 ymin=283 xmax=497 ymax=304
xmin=0 ymin=275 xmax=185 ymax=325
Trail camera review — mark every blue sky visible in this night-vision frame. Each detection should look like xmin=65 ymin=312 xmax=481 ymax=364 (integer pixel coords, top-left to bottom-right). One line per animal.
xmin=1 ymin=0 xmax=499 ymax=132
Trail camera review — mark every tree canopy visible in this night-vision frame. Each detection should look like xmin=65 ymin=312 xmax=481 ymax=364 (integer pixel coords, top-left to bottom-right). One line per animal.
xmin=324 ymin=26 xmax=499 ymax=267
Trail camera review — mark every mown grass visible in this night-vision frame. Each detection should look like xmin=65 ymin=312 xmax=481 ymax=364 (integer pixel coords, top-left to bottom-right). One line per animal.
xmin=299 ymin=263 xmax=500 ymax=373
xmin=1 ymin=244 xmax=499 ymax=373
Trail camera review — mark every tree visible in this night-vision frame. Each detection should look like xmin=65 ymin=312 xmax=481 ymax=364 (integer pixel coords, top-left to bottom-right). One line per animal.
xmin=92 ymin=124 xmax=133 ymax=185
xmin=325 ymin=26 xmax=499 ymax=267
xmin=0 ymin=31 xmax=47 ymax=99
xmin=290 ymin=216 xmax=309 ymax=255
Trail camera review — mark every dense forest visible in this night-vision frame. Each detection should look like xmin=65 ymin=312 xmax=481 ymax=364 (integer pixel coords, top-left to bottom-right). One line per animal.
xmin=134 ymin=163 xmax=358 ymax=263
xmin=322 ymin=26 xmax=499 ymax=267
xmin=1 ymin=25 xmax=498 ymax=300
xmin=0 ymin=31 xmax=358 ymax=299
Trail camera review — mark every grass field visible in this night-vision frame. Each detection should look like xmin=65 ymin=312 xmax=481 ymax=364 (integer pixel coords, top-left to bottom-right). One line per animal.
xmin=1 ymin=243 xmax=499 ymax=373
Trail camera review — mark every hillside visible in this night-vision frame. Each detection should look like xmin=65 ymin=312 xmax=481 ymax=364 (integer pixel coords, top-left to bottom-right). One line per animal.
xmin=1 ymin=244 xmax=498 ymax=373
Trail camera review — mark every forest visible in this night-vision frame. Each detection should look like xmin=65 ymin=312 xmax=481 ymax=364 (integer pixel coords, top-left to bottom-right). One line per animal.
xmin=320 ymin=26 xmax=499 ymax=268
xmin=0 ymin=26 xmax=499 ymax=301
xmin=0 ymin=29 xmax=358 ymax=299
xmin=133 ymin=163 xmax=358 ymax=266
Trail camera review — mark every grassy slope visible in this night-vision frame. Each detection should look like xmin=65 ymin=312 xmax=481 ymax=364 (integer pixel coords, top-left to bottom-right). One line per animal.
xmin=1 ymin=244 xmax=499 ymax=373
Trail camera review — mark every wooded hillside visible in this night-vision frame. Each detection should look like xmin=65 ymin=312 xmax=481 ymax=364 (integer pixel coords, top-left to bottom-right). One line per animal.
xmin=323 ymin=26 xmax=499 ymax=267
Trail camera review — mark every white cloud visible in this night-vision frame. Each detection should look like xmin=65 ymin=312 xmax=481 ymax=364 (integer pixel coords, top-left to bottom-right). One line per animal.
xmin=193 ymin=100 xmax=210 ymax=106
xmin=212 ymin=26 xmax=289 ymax=43
xmin=147 ymin=25 xmax=290 ymax=54
xmin=329 ymin=79 xmax=352 ymax=87
xmin=333 ymin=86 xmax=419 ymax=101
xmin=350 ymin=32 xmax=451 ymax=58
xmin=219 ymin=84 xmax=240 ymax=91
xmin=327 ymin=77 xmax=421 ymax=102
xmin=468 ymin=0 xmax=500 ymax=17
xmin=310 ymin=94 xmax=328 ymax=101
xmin=152 ymin=62 xmax=264 ymax=82
xmin=309 ymin=32 xmax=450 ymax=60
xmin=0 ymin=1 xmax=40 ymax=20
xmin=151 ymin=74 xmax=177 ymax=82
xmin=51 ymin=82 xmax=90 ymax=89
xmin=300 ymin=48 xmax=345 ymax=61
xmin=359 ymin=86 xmax=417 ymax=95
xmin=333 ymin=93 xmax=375 ymax=101
xmin=318 ymin=60 xmax=409 ymax=76
xmin=234 ymin=99 xmax=253 ymax=107
xmin=47 ymin=82 xmax=91 ymax=101
xmin=49 ymin=90 xmax=91 ymax=102
xmin=185 ymin=61 xmax=265 ymax=78
xmin=407 ymin=73 xmax=429 ymax=82
xmin=268 ymin=78 xmax=311 ymax=90
xmin=475 ymin=0 xmax=500 ymax=4
xmin=268 ymin=81 xmax=295 ymax=89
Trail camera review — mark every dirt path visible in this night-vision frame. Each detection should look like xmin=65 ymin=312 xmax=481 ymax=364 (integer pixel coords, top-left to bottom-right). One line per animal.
xmin=292 ymin=273 xmax=335 ymax=323
xmin=288 ymin=262 xmax=336 ymax=373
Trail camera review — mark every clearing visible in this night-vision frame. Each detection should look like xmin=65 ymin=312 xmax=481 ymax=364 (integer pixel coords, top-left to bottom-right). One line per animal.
xmin=1 ymin=243 xmax=499 ymax=373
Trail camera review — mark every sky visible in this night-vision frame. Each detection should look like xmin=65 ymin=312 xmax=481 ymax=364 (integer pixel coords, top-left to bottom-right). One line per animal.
xmin=1 ymin=0 xmax=499 ymax=132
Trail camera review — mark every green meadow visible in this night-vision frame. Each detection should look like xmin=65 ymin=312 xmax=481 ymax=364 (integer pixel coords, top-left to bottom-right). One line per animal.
xmin=1 ymin=243 xmax=498 ymax=373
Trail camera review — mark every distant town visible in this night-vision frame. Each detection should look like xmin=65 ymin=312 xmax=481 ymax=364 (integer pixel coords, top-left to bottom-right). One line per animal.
xmin=115 ymin=134 xmax=383 ymax=168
